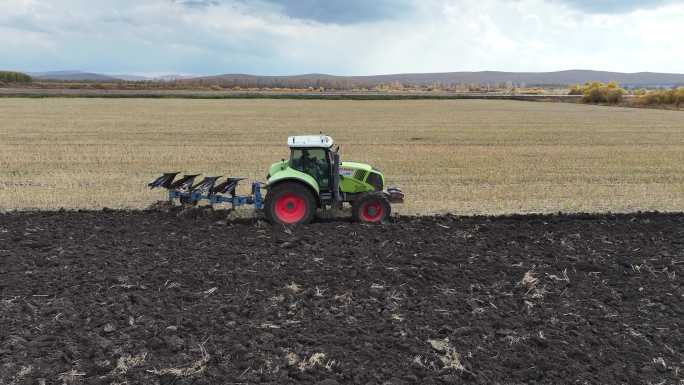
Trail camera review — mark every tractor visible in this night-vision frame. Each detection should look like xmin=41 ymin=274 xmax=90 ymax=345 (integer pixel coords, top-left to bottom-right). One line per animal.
xmin=148 ymin=135 xmax=403 ymax=225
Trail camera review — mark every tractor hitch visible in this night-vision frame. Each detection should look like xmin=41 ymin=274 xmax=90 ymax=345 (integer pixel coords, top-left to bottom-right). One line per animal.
xmin=386 ymin=187 xmax=404 ymax=204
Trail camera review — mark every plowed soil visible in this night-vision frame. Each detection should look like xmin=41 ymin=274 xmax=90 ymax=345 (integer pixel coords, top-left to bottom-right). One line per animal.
xmin=0 ymin=211 xmax=682 ymax=385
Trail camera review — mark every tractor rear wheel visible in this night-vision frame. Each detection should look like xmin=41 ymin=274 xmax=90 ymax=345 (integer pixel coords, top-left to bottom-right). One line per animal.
xmin=352 ymin=192 xmax=391 ymax=223
xmin=264 ymin=182 xmax=316 ymax=225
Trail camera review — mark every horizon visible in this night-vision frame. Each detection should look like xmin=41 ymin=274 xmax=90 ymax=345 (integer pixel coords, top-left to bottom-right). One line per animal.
xmin=18 ymin=68 xmax=684 ymax=79
xmin=2 ymin=0 xmax=684 ymax=76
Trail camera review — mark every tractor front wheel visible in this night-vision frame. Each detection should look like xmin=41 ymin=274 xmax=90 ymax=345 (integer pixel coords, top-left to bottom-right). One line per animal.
xmin=352 ymin=192 xmax=391 ymax=223
xmin=264 ymin=182 xmax=316 ymax=225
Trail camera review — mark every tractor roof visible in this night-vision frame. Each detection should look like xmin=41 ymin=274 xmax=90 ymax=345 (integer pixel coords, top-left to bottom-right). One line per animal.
xmin=288 ymin=135 xmax=334 ymax=148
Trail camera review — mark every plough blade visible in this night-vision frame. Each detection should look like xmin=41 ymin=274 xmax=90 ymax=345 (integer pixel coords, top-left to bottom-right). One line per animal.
xmin=148 ymin=172 xmax=179 ymax=189
xmin=191 ymin=176 xmax=222 ymax=196
xmin=168 ymin=174 xmax=200 ymax=191
xmin=212 ymin=177 xmax=245 ymax=196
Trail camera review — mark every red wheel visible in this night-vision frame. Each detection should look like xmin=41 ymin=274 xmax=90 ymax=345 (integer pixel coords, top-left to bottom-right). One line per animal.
xmin=264 ymin=182 xmax=316 ymax=225
xmin=360 ymin=200 xmax=384 ymax=222
xmin=352 ymin=193 xmax=391 ymax=223
xmin=274 ymin=193 xmax=307 ymax=224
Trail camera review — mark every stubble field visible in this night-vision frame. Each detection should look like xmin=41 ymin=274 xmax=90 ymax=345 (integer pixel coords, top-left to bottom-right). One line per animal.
xmin=1 ymin=98 xmax=684 ymax=214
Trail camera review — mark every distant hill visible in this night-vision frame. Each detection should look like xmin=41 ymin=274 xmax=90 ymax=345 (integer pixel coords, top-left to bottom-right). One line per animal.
xmin=27 ymin=71 xmax=199 ymax=82
xmin=21 ymin=69 xmax=684 ymax=88
xmin=199 ymin=70 xmax=684 ymax=88
xmin=111 ymin=74 xmax=197 ymax=81
xmin=155 ymin=74 xmax=198 ymax=82
xmin=111 ymin=74 xmax=150 ymax=81
xmin=28 ymin=71 xmax=122 ymax=82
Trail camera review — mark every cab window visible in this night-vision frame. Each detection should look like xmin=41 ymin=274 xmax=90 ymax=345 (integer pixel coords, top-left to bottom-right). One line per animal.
xmin=291 ymin=148 xmax=330 ymax=189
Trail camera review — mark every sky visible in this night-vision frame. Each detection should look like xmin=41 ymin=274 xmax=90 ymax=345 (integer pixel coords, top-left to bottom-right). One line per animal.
xmin=1 ymin=0 xmax=683 ymax=76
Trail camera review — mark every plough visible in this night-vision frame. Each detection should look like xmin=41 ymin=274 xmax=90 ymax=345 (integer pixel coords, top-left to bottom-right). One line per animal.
xmin=148 ymin=172 xmax=263 ymax=209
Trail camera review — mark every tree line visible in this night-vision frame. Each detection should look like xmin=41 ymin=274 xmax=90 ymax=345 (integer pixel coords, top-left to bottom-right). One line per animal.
xmin=569 ymin=81 xmax=684 ymax=107
xmin=0 ymin=71 xmax=32 ymax=83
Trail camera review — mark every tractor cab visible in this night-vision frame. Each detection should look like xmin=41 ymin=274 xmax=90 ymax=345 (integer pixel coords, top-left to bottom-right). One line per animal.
xmin=287 ymin=135 xmax=341 ymax=203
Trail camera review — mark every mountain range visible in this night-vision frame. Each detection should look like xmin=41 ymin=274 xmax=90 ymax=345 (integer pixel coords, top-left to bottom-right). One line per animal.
xmin=22 ymin=70 xmax=684 ymax=87
xmin=27 ymin=71 xmax=121 ymax=82
xmin=26 ymin=71 xmax=195 ymax=82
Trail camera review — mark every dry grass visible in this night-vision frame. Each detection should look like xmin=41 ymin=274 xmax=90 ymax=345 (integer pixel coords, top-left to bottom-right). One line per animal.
xmin=148 ymin=344 xmax=209 ymax=378
xmin=428 ymin=338 xmax=465 ymax=371
xmin=114 ymin=352 xmax=147 ymax=375
xmin=1 ymin=98 xmax=684 ymax=214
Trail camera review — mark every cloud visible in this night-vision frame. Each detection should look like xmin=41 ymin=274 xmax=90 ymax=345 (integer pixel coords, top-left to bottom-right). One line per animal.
xmin=175 ymin=0 xmax=219 ymax=8
xmin=552 ymin=0 xmax=679 ymax=13
xmin=1 ymin=0 xmax=683 ymax=75
xmin=173 ymin=0 xmax=415 ymax=24
xmin=255 ymin=0 xmax=415 ymax=24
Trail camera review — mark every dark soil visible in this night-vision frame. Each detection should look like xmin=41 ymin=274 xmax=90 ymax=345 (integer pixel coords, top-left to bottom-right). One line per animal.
xmin=0 ymin=211 xmax=682 ymax=385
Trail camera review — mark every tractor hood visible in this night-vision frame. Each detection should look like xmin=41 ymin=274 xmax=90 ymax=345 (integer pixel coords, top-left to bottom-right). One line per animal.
xmin=339 ymin=161 xmax=384 ymax=192
xmin=339 ymin=161 xmax=373 ymax=172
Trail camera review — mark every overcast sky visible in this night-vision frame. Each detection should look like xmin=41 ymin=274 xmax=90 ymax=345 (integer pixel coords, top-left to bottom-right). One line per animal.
xmin=2 ymin=0 xmax=683 ymax=76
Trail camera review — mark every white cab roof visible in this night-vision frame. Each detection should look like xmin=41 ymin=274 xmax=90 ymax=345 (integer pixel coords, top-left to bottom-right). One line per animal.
xmin=288 ymin=135 xmax=334 ymax=148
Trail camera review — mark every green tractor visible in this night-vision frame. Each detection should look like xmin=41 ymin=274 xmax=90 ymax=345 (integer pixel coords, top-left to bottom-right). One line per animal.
xmin=148 ymin=135 xmax=403 ymax=225
xmin=264 ymin=135 xmax=403 ymax=225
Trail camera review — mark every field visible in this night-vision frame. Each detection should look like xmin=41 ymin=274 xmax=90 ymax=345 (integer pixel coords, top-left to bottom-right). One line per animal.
xmin=0 ymin=211 xmax=681 ymax=384
xmin=1 ymin=98 xmax=683 ymax=385
xmin=1 ymin=98 xmax=684 ymax=214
